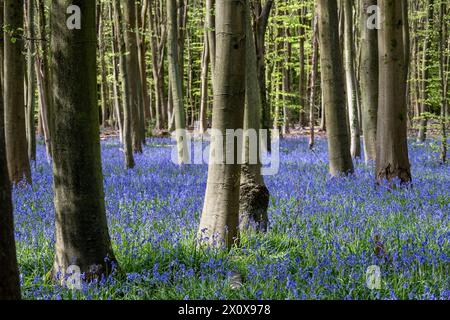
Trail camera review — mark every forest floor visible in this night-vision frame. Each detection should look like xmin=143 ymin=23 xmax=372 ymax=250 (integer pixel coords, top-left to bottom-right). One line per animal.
xmin=13 ymin=137 xmax=449 ymax=300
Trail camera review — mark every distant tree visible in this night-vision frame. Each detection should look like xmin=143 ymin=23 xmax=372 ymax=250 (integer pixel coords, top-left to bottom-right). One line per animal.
xmin=252 ymin=0 xmax=274 ymax=145
xmin=50 ymin=0 xmax=117 ymax=278
xmin=113 ymin=0 xmax=135 ymax=169
xmin=376 ymin=0 xmax=412 ymax=183
xmin=417 ymin=0 xmax=434 ymax=143
xmin=167 ymin=0 xmax=188 ymax=163
xmin=25 ymin=0 xmax=36 ymax=162
xmin=317 ymin=0 xmax=354 ymax=176
xmin=360 ymin=0 xmax=379 ymax=163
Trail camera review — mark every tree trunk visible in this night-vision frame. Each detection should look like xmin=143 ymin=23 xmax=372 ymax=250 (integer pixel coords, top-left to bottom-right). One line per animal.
xmin=123 ymin=0 xmax=143 ymax=152
xmin=50 ymin=0 xmax=117 ymax=278
xmin=438 ymin=1 xmax=448 ymax=163
xmin=167 ymin=0 xmax=188 ymax=163
xmin=113 ymin=0 xmax=135 ymax=169
xmin=360 ymin=0 xmax=378 ymax=163
xmin=0 ymin=20 xmax=21 ymax=300
xmin=36 ymin=0 xmax=53 ymax=160
xmin=376 ymin=0 xmax=412 ymax=183
xmin=4 ymin=0 xmax=31 ymax=184
xmin=298 ymin=7 xmax=308 ymax=128
xmin=199 ymin=32 xmax=210 ymax=134
xmin=253 ymin=0 xmax=274 ymax=147
xmin=206 ymin=0 xmax=216 ymax=77
xmin=109 ymin=1 xmax=124 ymax=141
xmin=309 ymin=14 xmax=319 ymax=150
xmin=25 ymin=0 xmax=36 ymax=162
xmin=317 ymin=0 xmax=354 ymax=176
xmin=198 ymin=0 xmax=246 ymax=248
xmin=417 ymin=0 xmax=434 ymax=143
xmin=98 ymin=3 xmax=110 ymax=128
xmin=239 ymin=0 xmax=270 ymax=233
xmin=343 ymin=0 xmax=361 ymax=158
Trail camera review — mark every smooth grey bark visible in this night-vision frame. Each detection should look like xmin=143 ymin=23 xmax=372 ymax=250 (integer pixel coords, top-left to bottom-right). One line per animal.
xmin=148 ymin=0 xmax=167 ymax=131
xmin=376 ymin=0 xmax=412 ymax=183
xmin=36 ymin=0 xmax=52 ymax=160
xmin=239 ymin=1 xmax=269 ymax=233
xmin=298 ymin=7 xmax=307 ymax=128
xmin=206 ymin=0 xmax=216 ymax=77
xmin=309 ymin=14 xmax=319 ymax=150
xmin=360 ymin=0 xmax=378 ymax=163
xmin=0 ymin=27 xmax=21 ymax=301
xmin=317 ymin=0 xmax=354 ymax=176
xmin=343 ymin=0 xmax=361 ymax=158
xmin=98 ymin=4 xmax=110 ymax=128
xmin=417 ymin=0 xmax=434 ymax=143
xmin=50 ymin=0 xmax=117 ymax=278
xmin=252 ymin=0 xmax=274 ymax=144
xmin=4 ymin=0 xmax=31 ymax=184
xmin=25 ymin=0 xmax=36 ymax=162
xmin=199 ymin=32 xmax=210 ymax=134
xmin=113 ymin=0 xmax=135 ymax=169
xmin=167 ymin=0 xmax=188 ymax=163
xmin=123 ymin=0 xmax=143 ymax=152
xmin=109 ymin=1 xmax=123 ymax=141
xmin=438 ymin=1 xmax=448 ymax=163
xmin=198 ymin=0 xmax=246 ymax=248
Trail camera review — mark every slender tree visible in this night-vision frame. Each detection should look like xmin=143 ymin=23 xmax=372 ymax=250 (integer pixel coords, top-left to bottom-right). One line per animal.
xmin=113 ymin=0 xmax=135 ymax=169
xmin=123 ymin=0 xmax=144 ymax=153
xmin=309 ymin=14 xmax=319 ymax=150
xmin=50 ymin=0 xmax=117 ymax=278
xmin=4 ymin=0 xmax=31 ymax=184
xmin=167 ymin=0 xmax=188 ymax=163
xmin=25 ymin=0 xmax=36 ymax=162
xmin=343 ymin=0 xmax=361 ymax=158
xmin=417 ymin=0 xmax=434 ymax=143
xmin=360 ymin=0 xmax=378 ymax=163
xmin=376 ymin=0 xmax=411 ymax=183
xmin=317 ymin=0 xmax=354 ymax=176
xmin=252 ymin=0 xmax=274 ymax=144
xmin=239 ymin=0 xmax=270 ymax=232
xmin=199 ymin=0 xmax=246 ymax=248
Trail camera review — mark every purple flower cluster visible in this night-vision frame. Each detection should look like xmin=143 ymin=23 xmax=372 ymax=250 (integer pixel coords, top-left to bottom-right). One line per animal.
xmin=12 ymin=137 xmax=450 ymax=300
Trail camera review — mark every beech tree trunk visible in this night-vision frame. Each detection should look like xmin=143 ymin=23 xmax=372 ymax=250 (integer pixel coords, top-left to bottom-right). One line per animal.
xmin=50 ymin=0 xmax=117 ymax=279
xmin=376 ymin=0 xmax=412 ymax=183
xmin=360 ymin=0 xmax=378 ymax=163
xmin=417 ymin=0 xmax=434 ymax=143
xmin=239 ymin=1 xmax=270 ymax=233
xmin=123 ymin=0 xmax=143 ymax=152
xmin=113 ymin=0 xmax=135 ymax=169
xmin=309 ymin=14 xmax=319 ymax=150
xmin=343 ymin=0 xmax=361 ymax=158
xmin=25 ymin=0 xmax=36 ymax=162
xmin=198 ymin=0 xmax=246 ymax=248
xmin=253 ymin=0 xmax=274 ymax=144
xmin=4 ymin=0 xmax=31 ymax=184
xmin=317 ymin=0 xmax=354 ymax=176
xmin=0 ymin=28 xmax=21 ymax=300
xmin=199 ymin=32 xmax=210 ymax=134
xmin=167 ymin=0 xmax=188 ymax=163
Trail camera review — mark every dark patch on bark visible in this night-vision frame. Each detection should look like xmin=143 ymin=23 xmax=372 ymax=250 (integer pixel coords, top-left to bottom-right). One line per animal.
xmin=239 ymin=167 xmax=270 ymax=232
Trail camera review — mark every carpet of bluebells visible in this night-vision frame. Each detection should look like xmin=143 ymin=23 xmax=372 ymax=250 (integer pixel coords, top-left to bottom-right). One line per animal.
xmin=12 ymin=137 xmax=450 ymax=300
